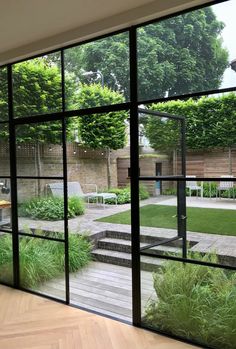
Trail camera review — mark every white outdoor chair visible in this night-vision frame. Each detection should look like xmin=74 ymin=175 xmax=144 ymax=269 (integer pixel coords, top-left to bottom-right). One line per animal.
xmin=47 ymin=182 xmax=117 ymax=207
xmin=186 ymin=175 xmax=202 ymax=197
xmin=216 ymin=175 xmax=235 ymax=199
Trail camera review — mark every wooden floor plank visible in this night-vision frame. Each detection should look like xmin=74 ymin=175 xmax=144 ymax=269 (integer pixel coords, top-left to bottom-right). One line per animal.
xmin=37 ymin=262 xmax=156 ymax=322
xmin=0 ymin=285 xmax=200 ymax=349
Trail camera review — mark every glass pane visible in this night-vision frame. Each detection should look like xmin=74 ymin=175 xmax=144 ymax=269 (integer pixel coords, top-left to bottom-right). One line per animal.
xmin=18 ymin=179 xmax=65 ymax=237
xmin=137 ymin=0 xmax=236 ymax=101
xmin=0 ymin=67 xmax=8 ymax=121
xmin=145 ymin=92 xmax=236 ymax=178
xmin=16 ymin=121 xmax=63 ymax=177
xmin=64 ymin=32 xmax=129 ymax=110
xmin=0 ymin=232 xmax=13 ymax=285
xmin=139 ymin=111 xmax=183 ymax=176
xmin=19 ymin=235 xmax=65 ymax=300
xmin=0 ymin=123 xmax=10 ymax=176
xmin=13 ymin=52 xmax=62 ymax=118
xmin=66 ymin=114 xmax=132 ymax=321
xmin=185 ymin=179 xmax=236 ymax=269
xmin=141 ymin=256 xmax=236 ymax=349
xmin=0 ymin=177 xmax=11 ymax=231
xmin=138 ymin=180 xmax=180 ymax=254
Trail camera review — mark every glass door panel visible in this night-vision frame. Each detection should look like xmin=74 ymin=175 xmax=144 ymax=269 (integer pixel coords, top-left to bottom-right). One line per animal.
xmin=137 ymin=108 xmax=187 ymax=335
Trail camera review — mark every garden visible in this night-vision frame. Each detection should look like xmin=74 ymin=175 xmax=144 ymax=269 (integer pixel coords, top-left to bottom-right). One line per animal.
xmin=97 ymin=204 xmax=236 ymax=236
xmin=144 ymin=253 xmax=236 ymax=349
xmin=0 ymin=232 xmax=92 ymax=288
xmin=0 ymin=5 xmax=236 ymax=349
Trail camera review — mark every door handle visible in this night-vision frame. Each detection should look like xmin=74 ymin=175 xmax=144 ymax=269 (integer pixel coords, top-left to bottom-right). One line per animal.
xmin=172 ymin=214 xmax=187 ymax=220
xmin=181 ymin=215 xmax=187 ymax=220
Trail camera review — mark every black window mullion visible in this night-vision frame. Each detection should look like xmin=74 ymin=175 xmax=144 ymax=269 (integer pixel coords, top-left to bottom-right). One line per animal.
xmin=7 ymin=65 xmax=20 ymax=288
xmin=129 ymin=27 xmax=141 ymax=326
xmin=61 ymin=49 xmax=70 ymax=305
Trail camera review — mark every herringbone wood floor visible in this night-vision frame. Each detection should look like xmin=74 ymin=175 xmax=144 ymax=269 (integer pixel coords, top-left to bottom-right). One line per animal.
xmin=0 ymin=285 xmax=199 ymax=349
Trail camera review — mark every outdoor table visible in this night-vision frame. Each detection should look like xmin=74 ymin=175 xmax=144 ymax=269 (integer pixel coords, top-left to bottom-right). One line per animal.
xmin=88 ymin=193 xmax=117 ymax=208
xmin=0 ymin=200 xmax=11 ymax=226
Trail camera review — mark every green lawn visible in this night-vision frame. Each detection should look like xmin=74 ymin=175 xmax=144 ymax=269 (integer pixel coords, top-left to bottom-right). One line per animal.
xmin=97 ymin=204 xmax=236 ymax=236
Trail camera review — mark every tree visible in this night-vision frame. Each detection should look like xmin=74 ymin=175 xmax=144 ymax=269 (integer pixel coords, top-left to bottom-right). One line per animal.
xmin=64 ymin=32 xmax=130 ymax=99
xmin=64 ymin=7 xmax=228 ymax=100
xmin=144 ymin=94 xmax=236 ymax=174
xmin=0 ymin=58 xmax=75 ymax=195
xmin=71 ymin=84 xmax=127 ymax=188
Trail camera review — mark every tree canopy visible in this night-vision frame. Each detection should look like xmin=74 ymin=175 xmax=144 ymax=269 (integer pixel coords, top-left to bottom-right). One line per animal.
xmin=64 ymin=6 xmax=228 ymax=101
xmin=71 ymin=84 xmax=127 ymax=150
xmin=144 ymin=93 xmax=236 ymax=152
xmin=0 ymin=58 xmax=65 ymax=144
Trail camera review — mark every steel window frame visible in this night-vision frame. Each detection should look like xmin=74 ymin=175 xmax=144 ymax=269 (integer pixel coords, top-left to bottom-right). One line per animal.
xmin=0 ymin=1 xmax=235 ymax=348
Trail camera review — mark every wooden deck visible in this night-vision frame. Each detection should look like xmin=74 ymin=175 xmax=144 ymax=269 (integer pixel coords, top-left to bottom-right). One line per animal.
xmin=40 ymin=261 xmax=156 ymax=322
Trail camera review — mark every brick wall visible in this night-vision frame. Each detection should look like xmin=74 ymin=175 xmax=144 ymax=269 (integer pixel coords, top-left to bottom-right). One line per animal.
xmin=0 ymin=142 xmax=118 ymax=202
xmin=0 ymin=141 xmax=235 ymax=202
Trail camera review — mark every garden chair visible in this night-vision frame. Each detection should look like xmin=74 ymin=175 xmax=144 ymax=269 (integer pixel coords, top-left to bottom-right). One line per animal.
xmin=47 ymin=182 xmax=117 ymax=208
xmin=216 ymin=175 xmax=235 ymax=199
xmin=186 ymin=175 xmax=203 ymax=197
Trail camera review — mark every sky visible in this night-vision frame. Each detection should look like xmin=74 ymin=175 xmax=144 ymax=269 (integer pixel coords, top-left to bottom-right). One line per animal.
xmin=211 ymin=0 xmax=236 ymax=88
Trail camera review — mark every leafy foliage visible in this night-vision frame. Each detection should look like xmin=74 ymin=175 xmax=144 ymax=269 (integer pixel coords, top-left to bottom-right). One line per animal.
xmin=0 ymin=233 xmax=92 ymax=287
xmin=12 ymin=56 xmax=62 ymax=117
xmin=64 ymin=32 xmax=130 ymax=99
xmin=144 ymin=253 xmax=236 ymax=349
xmin=145 ymin=93 xmax=236 ymax=151
xmin=71 ymin=84 xmax=127 ymax=150
xmin=64 ymin=7 xmax=228 ymax=100
xmin=0 ymin=67 xmax=8 ymax=120
xmin=103 ymin=184 xmax=149 ymax=204
xmin=19 ymin=196 xmax=85 ymax=220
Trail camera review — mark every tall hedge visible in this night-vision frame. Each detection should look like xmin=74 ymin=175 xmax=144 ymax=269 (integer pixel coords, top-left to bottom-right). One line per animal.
xmin=145 ymin=93 xmax=236 ymax=151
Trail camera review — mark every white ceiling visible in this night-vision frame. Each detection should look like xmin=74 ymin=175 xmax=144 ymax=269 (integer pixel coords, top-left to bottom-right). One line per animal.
xmin=0 ymin=0 xmax=213 ymax=65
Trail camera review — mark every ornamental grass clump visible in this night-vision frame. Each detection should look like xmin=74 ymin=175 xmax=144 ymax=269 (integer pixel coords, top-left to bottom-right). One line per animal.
xmin=144 ymin=253 xmax=236 ymax=349
xmin=0 ymin=233 xmax=92 ymax=288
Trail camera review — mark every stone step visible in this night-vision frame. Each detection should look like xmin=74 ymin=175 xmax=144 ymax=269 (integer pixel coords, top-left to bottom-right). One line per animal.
xmin=105 ymin=230 xmax=185 ymax=247
xmin=97 ymin=237 xmax=181 ymax=255
xmin=91 ymin=249 xmax=162 ymax=271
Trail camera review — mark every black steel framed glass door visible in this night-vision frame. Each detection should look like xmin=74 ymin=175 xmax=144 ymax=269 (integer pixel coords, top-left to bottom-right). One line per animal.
xmin=138 ymin=107 xmax=187 ymax=256
xmin=131 ymin=107 xmax=187 ymax=328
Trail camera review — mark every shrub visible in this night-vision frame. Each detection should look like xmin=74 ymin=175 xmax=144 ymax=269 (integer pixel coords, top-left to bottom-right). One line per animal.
xmin=139 ymin=183 xmax=150 ymax=200
xmin=144 ymin=253 xmax=236 ymax=349
xmin=202 ymin=182 xmax=217 ymax=198
xmin=19 ymin=196 xmax=85 ymax=220
xmin=105 ymin=184 xmax=149 ymax=205
xmin=68 ymin=196 xmax=85 ymax=216
xmin=0 ymin=233 xmax=92 ymax=288
xmin=163 ymin=188 xmax=177 ymax=195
